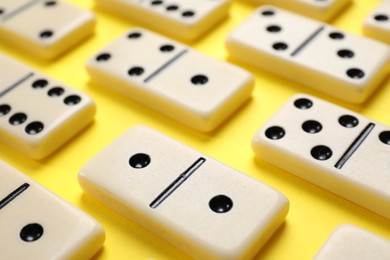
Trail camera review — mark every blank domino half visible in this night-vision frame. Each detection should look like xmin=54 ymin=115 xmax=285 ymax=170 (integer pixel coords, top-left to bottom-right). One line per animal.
xmin=0 ymin=53 xmax=96 ymax=159
xmin=0 ymin=0 xmax=95 ymax=59
xmin=245 ymin=0 xmax=350 ymax=21
xmin=226 ymin=6 xmax=390 ymax=103
xmin=78 ymin=125 xmax=289 ymax=259
xmin=252 ymin=94 xmax=390 ymax=219
xmin=86 ymin=28 xmax=254 ymax=132
xmin=314 ymin=225 xmax=390 ymax=260
xmin=363 ymin=0 xmax=390 ymax=45
xmin=94 ymin=0 xmax=230 ymax=41
xmin=0 ymin=160 xmax=105 ymax=259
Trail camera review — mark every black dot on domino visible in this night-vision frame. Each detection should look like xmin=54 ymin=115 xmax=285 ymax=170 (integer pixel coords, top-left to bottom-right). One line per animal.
xmin=9 ymin=113 xmax=27 ymax=125
xmin=129 ymin=153 xmax=151 ymax=169
xmin=272 ymin=42 xmax=288 ymax=51
xmin=44 ymin=1 xmax=57 ymax=7
xmin=311 ymin=145 xmax=333 ymax=161
xmin=0 ymin=104 xmax=11 ymax=116
xmin=151 ymin=0 xmax=163 ymax=6
xmin=20 ymin=223 xmax=44 ymax=242
xmin=261 ymin=9 xmax=275 ymax=16
xmin=339 ymin=115 xmax=359 ymax=128
xmin=48 ymin=87 xmax=65 ymax=97
xmin=265 ymin=126 xmax=285 ymax=140
xmin=302 ymin=120 xmax=322 ymax=134
xmin=96 ymin=53 xmax=111 ymax=62
xmin=337 ymin=49 xmax=354 ymax=59
xmin=379 ymin=131 xmax=390 ymax=145
xmin=267 ymin=25 xmax=282 ymax=33
xmin=160 ymin=45 xmax=175 ymax=52
xmin=209 ymin=195 xmax=233 ymax=213
xmin=329 ymin=32 xmax=345 ymax=40
xmin=128 ymin=67 xmax=144 ymax=76
xmin=32 ymin=79 xmax=49 ymax=89
xmin=128 ymin=32 xmax=142 ymax=39
xmin=25 ymin=122 xmax=45 ymax=135
xmin=166 ymin=5 xmax=178 ymax=11
xmin=40 ymin=30 xmax=54 ymax=39
xmin=374 ymin=14 xmax=389 ymax=22
xmin=0 ymin=8 xmax=4 ymax=15
xmin=64 ymin=95 xmax=81 ymax=105
xmin=346 ymin=68 xmax=365 ymax=79
xmin=294 ymin=98 xmax=313 ymax=109
xmin=182 ymin=10 xmax=195 ymax=17
xmin=191 ymin=75 xmax=208 ymax=85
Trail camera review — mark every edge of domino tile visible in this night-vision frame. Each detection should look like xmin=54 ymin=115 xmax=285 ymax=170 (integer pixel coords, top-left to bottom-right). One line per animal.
xmin=363 ymin=0 xmax=390 ymax=46
xmin=248 ymin=0 xmax=352 ymax=21
xmin=313 ymin=224 xmax=390 ymax=260
xmin=93 ymin=0 xmax=231 ymax=41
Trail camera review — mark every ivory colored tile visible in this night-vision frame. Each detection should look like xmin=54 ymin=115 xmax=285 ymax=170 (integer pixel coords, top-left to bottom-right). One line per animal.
xmin=86 ymin=28 xmax=254 ymax=132
xmin=79 ymin=125 xmax=289 ymax=259
xmin=314 ymin=225 xmax=390 ymax=260
xmin=226 ymin=6 xmax=390 ymax=103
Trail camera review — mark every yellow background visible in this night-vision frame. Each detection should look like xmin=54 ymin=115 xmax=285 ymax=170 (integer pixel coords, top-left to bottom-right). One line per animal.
xmin=1 ymin=0 xmax=389 ymax=259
